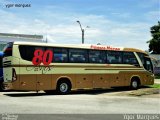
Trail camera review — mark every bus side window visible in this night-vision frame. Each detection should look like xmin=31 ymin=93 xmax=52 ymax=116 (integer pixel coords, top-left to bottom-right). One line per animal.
xmin=19 ymin=45 xmax=35 ymax=61
xmin=89 ymin=50 xmax=106 ymax=63
xmin=123 ymin=52 xmax=138 ymax=65
xmin=69 ymin=49 xmax=88 ymax=63
xmin=52 ymin=48 xmax=68 ymax=63
xmin=107 ymin=51 xmax=122 ymax=64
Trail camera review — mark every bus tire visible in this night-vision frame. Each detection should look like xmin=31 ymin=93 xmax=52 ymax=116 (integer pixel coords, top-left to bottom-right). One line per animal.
xmin=130 ymin=77 xmax=140 ymax=90
xmin=56 ymin=80 xmax=71 ymax=94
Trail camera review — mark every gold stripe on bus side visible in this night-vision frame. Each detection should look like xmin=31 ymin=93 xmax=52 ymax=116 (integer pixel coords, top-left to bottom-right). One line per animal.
xmin=85 ymin=68 xmax=144 ymax=70
xmin=14 ymin=66 xmax=145 ymax=75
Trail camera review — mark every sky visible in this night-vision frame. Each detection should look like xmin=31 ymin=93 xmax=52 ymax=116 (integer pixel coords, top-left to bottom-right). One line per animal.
xmin=0 ymin=0 xmax=159 ymax=50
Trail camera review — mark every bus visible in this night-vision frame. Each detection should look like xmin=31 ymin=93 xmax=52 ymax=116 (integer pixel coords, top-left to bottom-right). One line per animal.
xmin=0 ymin=51 xmax=4 ymax=91
xmin=3 ymin=42 xmax=154 ymax=94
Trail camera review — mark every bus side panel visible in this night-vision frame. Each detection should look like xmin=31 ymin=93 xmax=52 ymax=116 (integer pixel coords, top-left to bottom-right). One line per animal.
xmin=37 ymin=74 xmax=52 ymax=90
xmin=12 ymin=57 xmax=20 ymax=90
xmin=147 ymin=73 xmax=154 ymax=85
xmin=12 ymin=80 xmax=20 ymax=90
xmin=19 ymin=74 xmax=36 ymax=90
xmin=123 ymin=71 xmax=153 ymax=86
xmin=124 ymin=72 xmax=133 ymax=86
xmin=109 ymin=73 xmax=124 ymax=87
xmin=51 ymin=74 xmax=57 ymax=90
xmin=93 ymin=74 xmax=110 ymax=88
xmin=51 ymin=74 xmax=76 ymax=90
xmin=141 ymin=72 xmax=154 ymax=85
xmin=75 ymin=74 xmax=93 ymax=89
xmin=11 ymin=45 xmax=20 ymax=90
xmin=11 ymin=67 xmax=20 ymax=90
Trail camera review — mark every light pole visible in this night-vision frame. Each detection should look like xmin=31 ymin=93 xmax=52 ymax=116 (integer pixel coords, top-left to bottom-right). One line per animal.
xmin=77 ymin=21 xmax=89 ymax=44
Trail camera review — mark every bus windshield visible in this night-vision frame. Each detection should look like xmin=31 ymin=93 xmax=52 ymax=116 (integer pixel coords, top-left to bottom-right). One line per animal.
xmin=137 ymin=53 xmax=153 ymax=73
xmin=144 ymin=57 xmax=153 ymax=73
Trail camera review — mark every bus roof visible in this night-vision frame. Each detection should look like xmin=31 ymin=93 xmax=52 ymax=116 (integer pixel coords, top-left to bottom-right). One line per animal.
xmin=12 ymin=41 xmax=147 ymax=54
xmin=123 ymin=48 xmax=147 ymax=54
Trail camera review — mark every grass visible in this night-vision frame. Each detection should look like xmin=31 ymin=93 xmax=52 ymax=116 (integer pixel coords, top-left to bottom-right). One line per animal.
xmin=148 ymin=84 xmax=160 ymax=88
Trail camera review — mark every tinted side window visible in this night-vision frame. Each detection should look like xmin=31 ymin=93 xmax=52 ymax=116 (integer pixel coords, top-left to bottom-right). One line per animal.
xmin=19 ymin=45 xmax=45 ymax=61
xmin=107 ymin=51 xmax=122 ymax=64
xmin=89 ymin=50 xmax=106 ymax=63
xmin=19 ymin=45 xmax=35 ymax=61
xmin=53 ymin=48 xmax=68 ymax=63
xmin=69 ymin=49 xmax=88 ymax=63
xmin=123 ymin=52 xmax=138 ymax=65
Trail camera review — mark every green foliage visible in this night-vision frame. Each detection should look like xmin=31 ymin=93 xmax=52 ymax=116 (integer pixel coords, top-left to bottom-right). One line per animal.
xmin=147 ymin=21 xmax=160 ymax=54
xmin=155 ymin=75 xmax=160 ymax=79
xmin=149 ymin=84 xmax=160 ymax=88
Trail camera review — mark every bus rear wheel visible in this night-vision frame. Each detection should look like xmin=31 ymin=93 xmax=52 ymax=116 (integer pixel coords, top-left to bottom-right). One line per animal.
xmin=56 ymin=81 xmax=71 ymax=94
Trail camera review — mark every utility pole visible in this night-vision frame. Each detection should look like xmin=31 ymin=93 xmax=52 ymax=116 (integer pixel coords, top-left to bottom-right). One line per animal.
xmin=77 ymin=21 xmax=89 ymax=44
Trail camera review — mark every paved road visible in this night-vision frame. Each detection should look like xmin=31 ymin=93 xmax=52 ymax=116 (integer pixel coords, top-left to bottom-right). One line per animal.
xmin=0 ymin=90 xmax=159 ymax=114
xmin=0 ymin=80 xmax=159 ymax=120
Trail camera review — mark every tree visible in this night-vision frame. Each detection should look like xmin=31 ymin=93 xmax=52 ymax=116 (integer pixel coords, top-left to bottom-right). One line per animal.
xmin=147 ymin=21 xmax=160 ymax=54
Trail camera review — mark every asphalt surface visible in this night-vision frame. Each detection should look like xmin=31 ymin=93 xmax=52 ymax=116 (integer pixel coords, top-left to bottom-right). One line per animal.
xmin=0 ymin=89 xmax=159 ymax=114
xmin=0 ymin=81 xmax=160 ymax=120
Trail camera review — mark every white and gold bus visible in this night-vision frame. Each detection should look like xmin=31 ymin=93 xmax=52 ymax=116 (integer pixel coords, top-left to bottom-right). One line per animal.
xmin=3 ymin=42 xmax=154 ymax=94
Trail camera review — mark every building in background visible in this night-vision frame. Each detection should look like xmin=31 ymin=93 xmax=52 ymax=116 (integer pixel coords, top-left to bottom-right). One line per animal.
xmin=0 ymin=33 xmax=44 ymax=51
xmin=150 ymin=54 xmax=160 ymax=75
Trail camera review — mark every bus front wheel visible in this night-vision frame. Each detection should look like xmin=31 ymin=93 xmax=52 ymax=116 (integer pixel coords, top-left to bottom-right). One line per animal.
xmin=56 ymin=80 xmax=71 ymax=94
xmin=130 ymin=78 xmax=140 ymax=90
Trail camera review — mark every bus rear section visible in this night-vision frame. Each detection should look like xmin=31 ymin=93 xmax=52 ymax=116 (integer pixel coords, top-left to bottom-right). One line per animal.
xmin=3 ymin=42 xmax=15 ymax=90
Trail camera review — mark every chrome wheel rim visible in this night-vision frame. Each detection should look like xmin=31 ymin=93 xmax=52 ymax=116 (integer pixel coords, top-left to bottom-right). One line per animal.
xmin=60 ymin=83 xmax=68 ymax=93
xmin=132 ymin=81 xmax=138 ymax=88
